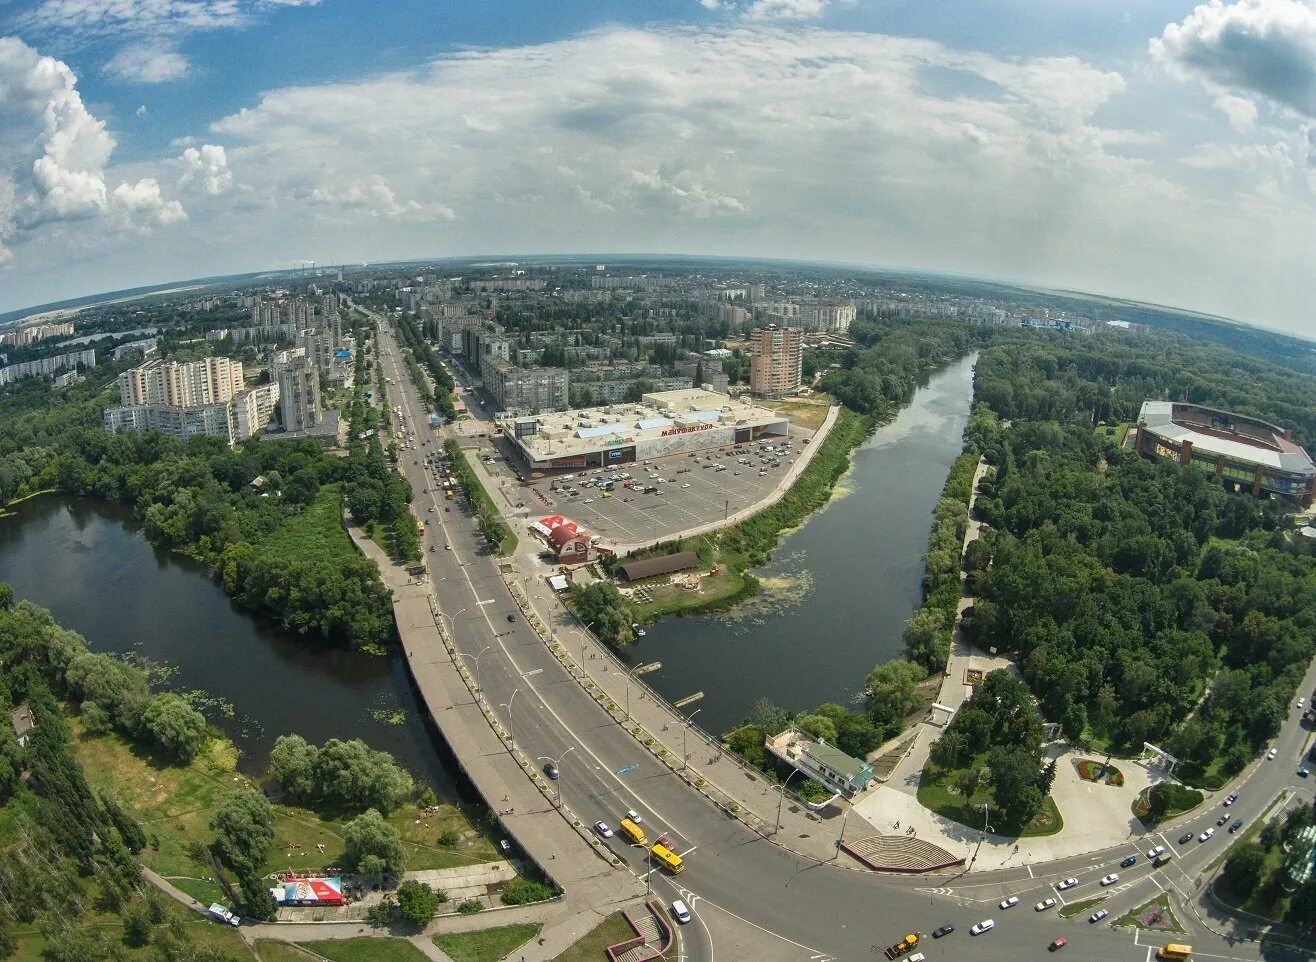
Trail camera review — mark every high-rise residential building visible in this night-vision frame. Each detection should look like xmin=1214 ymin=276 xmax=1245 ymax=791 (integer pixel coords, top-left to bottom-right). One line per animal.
xmin=0 ymin=348 xmax=96 ymax=386
xmin=279 ymin=355 xmax=322 ymax=432
xmin=116 ymin=357 xmax=243 ymax=407
xmin=298 ymin=328 xmax=336 ymax=374
xmin=484 ymin=359 xmax=569 ymax=413
xmin=749 ymin=325 xmax=803 ymax=397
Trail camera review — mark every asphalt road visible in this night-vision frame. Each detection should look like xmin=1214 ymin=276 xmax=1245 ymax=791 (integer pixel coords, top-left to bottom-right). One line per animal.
xmin=370 ymin=312 xmax=1316 ymax=962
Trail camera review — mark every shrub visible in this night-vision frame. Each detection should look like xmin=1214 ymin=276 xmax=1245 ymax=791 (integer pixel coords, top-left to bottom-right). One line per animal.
xmin=500 ymin=877 xmax=560 ymax=906
xmin=456 ymin=899 xmax=484 ymax=915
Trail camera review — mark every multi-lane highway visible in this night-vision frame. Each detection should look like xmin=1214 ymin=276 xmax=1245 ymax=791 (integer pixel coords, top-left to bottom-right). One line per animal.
xmin=367 ymin=306 xmax=1316 ymax=962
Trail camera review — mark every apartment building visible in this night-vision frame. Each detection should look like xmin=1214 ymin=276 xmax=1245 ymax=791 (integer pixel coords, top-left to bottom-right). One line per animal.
xmin=0 ymin=348 xmax=97 ymax=386
xmin=749 ymin=325 xmax=803 ymax=397
xmin=103 ymin=383 xmax=276 ymax=446
xmin=484 ymin=359 xmax=569 ymax=413
xmin=116 ymin=357 xmax=243 ymax=407
xmin=279 ymin=355 xmax=323 ymax=433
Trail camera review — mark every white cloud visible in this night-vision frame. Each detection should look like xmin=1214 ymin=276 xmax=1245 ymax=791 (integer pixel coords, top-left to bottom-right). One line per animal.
xmin=105 ymin=43 xmax=190 ymax=83
xmin=1 ymin=22 xmax=1313 ymax=332
xmin=112 ymin=177 xmax=187 ymax=224
xmin=178 ymin=143 xmax=232 ymax=194
xmin=744 ymin=0 xmax=832 ymax=19
xmin=0 ymin=35 xmax=186 ymax=264
xmin=136 ymin=103 xmax=149 ymax=117
xmin=1214 ymin=92 xmax=1259 ymax=130
xmin=1152 ymin=0 xmax=1316 ymax=118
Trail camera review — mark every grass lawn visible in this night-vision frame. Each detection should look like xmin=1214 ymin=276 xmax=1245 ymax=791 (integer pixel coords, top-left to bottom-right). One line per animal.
xmin=256 ymin=942 xmax=321 ymax=962
xmin=758 ymin=397 xmax=834 ymax=431
xmin=252 ymin=483 xmax=359 ymax=567
xmin=1116 ymin=893 xmax=1184 ymax=933
xmin=1059 ymin=896 xmax=1107 ymax=919
xmin=1131 ymin=785 xmax=1203 ymax=829
xmin=555 ymin=913 xmax=638 ymax=962
xmin=300 ymin=938 xmax=431 ymax=962
xmin=71 ymin=721 xmax=498 ymax=908
xmin=6 ymin=894 xmax=252 ymax=962
xmin=432 ymin=923 xmax=542 ymax=962
xmin=917 ymin=763 xmax=1064 ymax=838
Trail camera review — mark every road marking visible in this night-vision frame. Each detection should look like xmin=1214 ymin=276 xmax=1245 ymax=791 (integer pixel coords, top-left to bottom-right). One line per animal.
xmin=1027 ymin=864 xmax=1034 ymax=878
xmin=678 ymin=845 xmax=698 ymax=858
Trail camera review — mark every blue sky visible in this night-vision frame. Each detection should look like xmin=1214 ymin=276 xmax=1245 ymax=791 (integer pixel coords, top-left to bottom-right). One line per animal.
xmin=1 ymin=0 xmax=1314 ymax=332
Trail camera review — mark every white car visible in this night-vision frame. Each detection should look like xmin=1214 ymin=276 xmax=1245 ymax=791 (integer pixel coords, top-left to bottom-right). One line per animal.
xmin=1100 ymin=874 xmax=1119 ymax=886
xmin=1035 ymin=898 xmax=1057 ymax=911
xmin=1199 ymin=828 xmax=1216 ymax=842
xmin=1268 ymin=747 xmax=1278 ymax=759
xmin=593 ymin=821 xmax=613 ymax=839
xmin=1147 ymin=845 xmax=1166 ymax=859
xmin=1301 ymin=697 xmax=1307 ymax=708
xmin=626 ymin=809 xmax=643 ymax=824
xmin=969 ymin=920 xmax=995 ymax=936
xmin=1089 ymin=908 xmax=1109 ymax=923
xmin=999 ymin=895 xmax=1019 ymax=909
xmin=1056 ymin=877 xmax=1079 ymax=890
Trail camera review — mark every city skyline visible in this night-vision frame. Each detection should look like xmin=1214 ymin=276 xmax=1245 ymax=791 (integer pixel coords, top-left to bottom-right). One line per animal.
xmin=1 ymin=0 xmax=1314 ymax=334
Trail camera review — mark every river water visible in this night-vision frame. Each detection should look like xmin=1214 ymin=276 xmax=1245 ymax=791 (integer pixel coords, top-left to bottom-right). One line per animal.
xmin=0 ymin=496 xmax=456 ymax=795
xmin=626 ymin=352 xmax=979 ymax=735
xmin=0 ymin=354 xmax=976 ymax=764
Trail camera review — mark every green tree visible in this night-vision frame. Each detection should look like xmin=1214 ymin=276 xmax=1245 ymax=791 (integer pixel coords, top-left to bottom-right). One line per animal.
xmin=122 ymin=902 xmax=153 ymax=947
xmin=988 ymin=745 xmax=1044 ymax=826
xmin=210 ymin=790 xmax=275 ymax=873
xmin=569 ymin=582 xmax=633 ymax=648
xmin=343 ymin=809 xmax=406 ymax=879
xmin=865 ymin=659 xmax=927 ymax=734
xmin=268 ymin=734 xmax=319 ymax=801
xmin=395 ymin=879 xmax=441 ymax=925
xmin=365 ymin=897 xmax=396 ymax=926
xmin=139 ymin=694 xmax=207 ymax=762
xmin=499 ymin=877 xmax=559 ymax=905
xmin=929 ymin=730 xmax=969 ymax=769
xmin=794 ymin=713 xmax=838 ymax=745
xmin=1223 ymin=843 xmax=1266 ymax=894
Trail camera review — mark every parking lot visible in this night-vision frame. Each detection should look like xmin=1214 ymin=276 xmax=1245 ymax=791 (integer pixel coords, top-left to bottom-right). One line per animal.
xmin=521 ymin=433 xmax=813 ymax=548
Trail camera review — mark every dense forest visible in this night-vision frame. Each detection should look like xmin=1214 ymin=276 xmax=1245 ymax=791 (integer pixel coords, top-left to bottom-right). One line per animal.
xmin=957 ymin=330 xmax=1316 ymax=786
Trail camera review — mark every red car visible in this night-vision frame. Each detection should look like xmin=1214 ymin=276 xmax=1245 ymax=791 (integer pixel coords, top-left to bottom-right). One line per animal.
xmin=1049 ymin=937 xmax=1069 ymax=951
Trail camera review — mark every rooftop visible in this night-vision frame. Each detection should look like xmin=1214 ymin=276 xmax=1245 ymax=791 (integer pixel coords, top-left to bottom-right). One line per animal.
xmin=1138 ymin=400 xmax=1316 ymax=476
xmin=501 ymin=389 xmax=786 ymax=459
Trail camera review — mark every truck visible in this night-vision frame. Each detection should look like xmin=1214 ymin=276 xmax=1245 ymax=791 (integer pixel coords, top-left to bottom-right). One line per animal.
xmin=429 ymin=414 xmax=441 ymax=428
xmin=883 ymin=933 xmax=921 ymax=959
xmin=619 ymin=818 xmax=647 ymax=846
xmin=207 ymin=903 xmax=240 ymax=927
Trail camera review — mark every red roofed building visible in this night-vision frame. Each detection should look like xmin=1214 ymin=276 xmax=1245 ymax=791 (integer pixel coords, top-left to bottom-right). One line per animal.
xmin=548 ymin=523 xmax=591 ymax=564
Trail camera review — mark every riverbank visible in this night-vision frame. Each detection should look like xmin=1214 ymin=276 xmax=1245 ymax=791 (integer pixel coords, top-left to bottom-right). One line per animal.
xmin=624 ymin=405 xmax=873 ymax=622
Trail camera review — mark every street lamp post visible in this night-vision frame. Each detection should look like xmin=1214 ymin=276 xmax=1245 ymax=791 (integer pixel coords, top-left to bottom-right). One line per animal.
xmin=536 ymin=747 xmax=575 ymax=807
xmin=457 ymin=644 xmax=491 ymax=693
xmin=580 ymin=621 xmax=595 ymax=668
xmin=499 ymin=687 xmax=520 ymax=751
xmin=775 ymin=768 xmax=806 ymax=835
xmin=683 ymin=708 xmax=703 ymax=771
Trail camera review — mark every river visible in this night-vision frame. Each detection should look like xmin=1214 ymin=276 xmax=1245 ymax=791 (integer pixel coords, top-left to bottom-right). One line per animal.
xmin=0 ymin=496 xmax=456 ymax=795
xmin=627 ymin=352 xmax=978 ymax=735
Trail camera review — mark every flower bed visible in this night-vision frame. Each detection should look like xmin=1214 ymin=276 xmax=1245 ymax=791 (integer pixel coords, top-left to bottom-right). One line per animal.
xmin=1075 ymin=758 xmax=1124 ymax=786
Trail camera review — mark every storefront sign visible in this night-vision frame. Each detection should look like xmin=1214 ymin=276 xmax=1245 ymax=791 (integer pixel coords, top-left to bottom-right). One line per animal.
xmin=661 ymin=423 xmax=713 ymax=437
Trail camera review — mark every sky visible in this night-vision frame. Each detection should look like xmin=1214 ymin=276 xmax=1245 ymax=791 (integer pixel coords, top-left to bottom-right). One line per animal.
xmin=0 ymin=0 xmax=1314 ymax=332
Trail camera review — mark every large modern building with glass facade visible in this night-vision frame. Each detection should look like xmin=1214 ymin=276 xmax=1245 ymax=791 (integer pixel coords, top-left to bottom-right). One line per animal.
xmin=1134 ymin=401 xmax=1316 ymax=506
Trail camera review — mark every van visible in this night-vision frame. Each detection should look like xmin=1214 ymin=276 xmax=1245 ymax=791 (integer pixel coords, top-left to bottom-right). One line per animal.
xmin=619 ymin=818 xmax=648 ymax=846
xmin=670 ymin=899 xmax=692 ymax=924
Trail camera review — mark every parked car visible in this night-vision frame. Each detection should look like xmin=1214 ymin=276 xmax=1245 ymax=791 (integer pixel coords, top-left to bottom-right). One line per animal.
xmin=1217 ymin=814 xmax=1230 ymax=826
xmin=1268 ymin=747 xmax=1278 ymax=759
xmin=931 ymin=925 xmax=955 ymax=938
xmin=1035 ymin=898 xmax=1058 ymax=912
xmin=1147 ymin=845 xmax=1166 ymax=859
xmin=1224 ymin=792 xmax=1240 ymax=806
xmin=969 ymin=920 xmax=995 ymax=936
xmin=1229 ymin=819 xmax=1244 ymax=833
xmin=593 ymin=821 xmax=613 ymax=838
xmin=207 ymin=904 xmax=240 ymax=927
xmin=1000 ymin=896 xmax=1019 ymax=909
xmin=1300 ymin=768 xmax=1311 ymax=778
xmin=1199 ymin=828 xmax=1216 ymax=842
xmin=1056 ymin=878 xmax=1079 ymax=890
xmin=1089 ymin=909 xmax=1109 ymax=923
xmin=1100 ymin=874 xmax=1119 ymax=886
